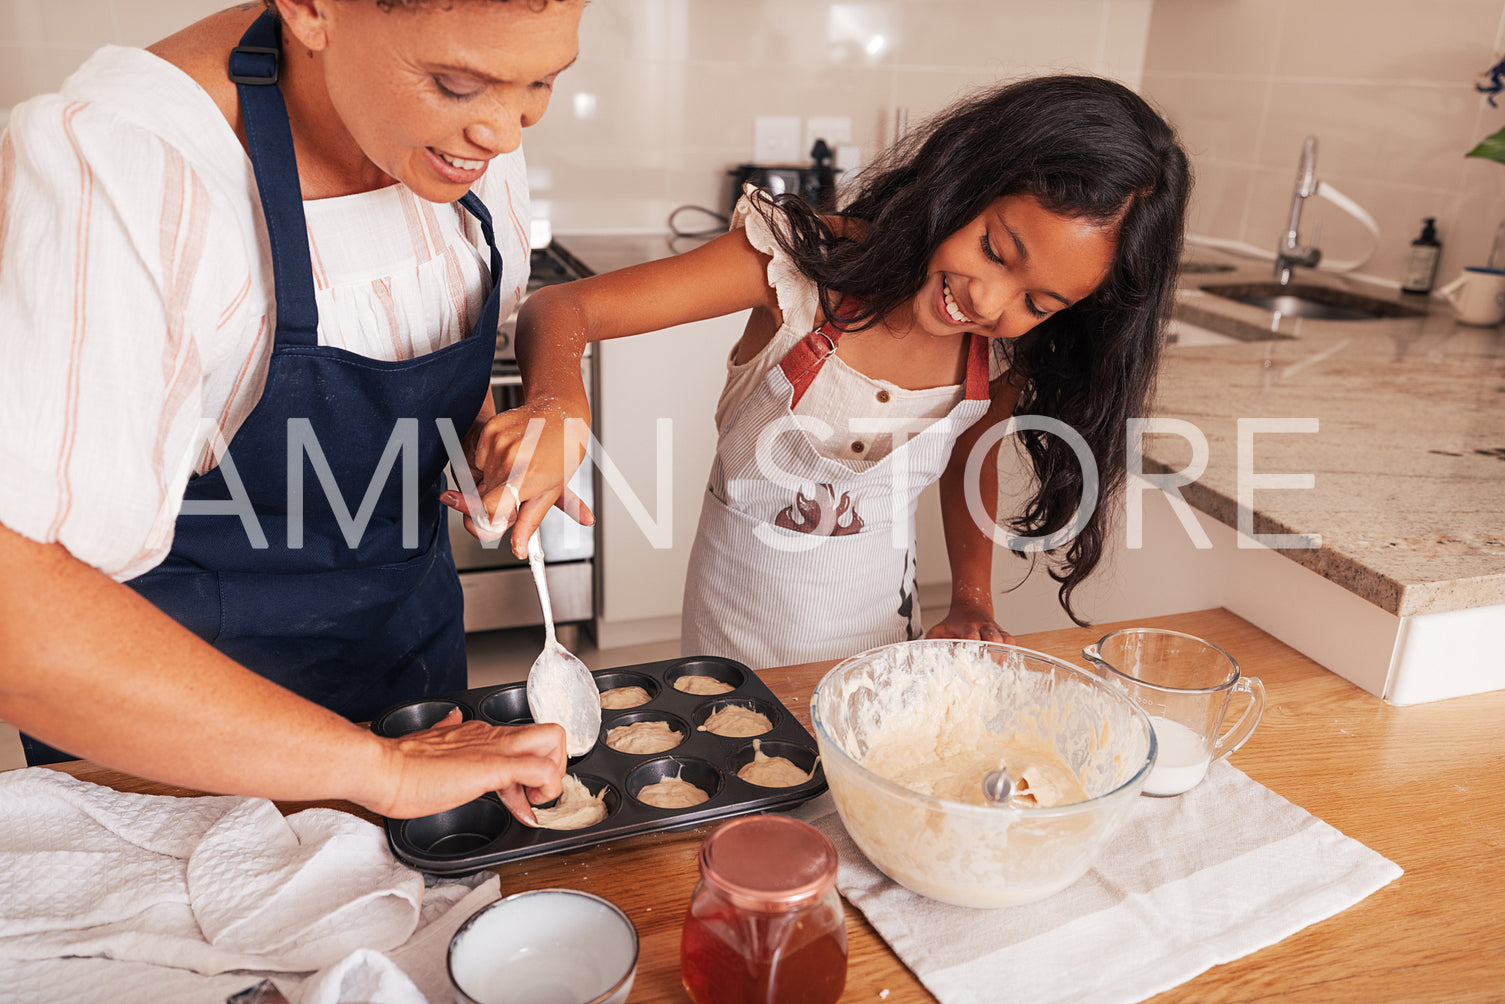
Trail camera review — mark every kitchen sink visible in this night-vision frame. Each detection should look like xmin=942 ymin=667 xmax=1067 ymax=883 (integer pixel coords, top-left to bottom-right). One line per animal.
xmin=1199 ymin=282 xmax=1426 ymax=321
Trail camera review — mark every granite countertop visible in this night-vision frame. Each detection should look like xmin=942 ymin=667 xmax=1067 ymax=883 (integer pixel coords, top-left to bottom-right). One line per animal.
xmin=553 ymin=232 xmax=1505 ymax=619
xmin=1157 ymin=255 xmax=1505 ymax=617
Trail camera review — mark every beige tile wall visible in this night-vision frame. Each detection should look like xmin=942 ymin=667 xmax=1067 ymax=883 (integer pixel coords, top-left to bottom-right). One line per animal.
xmin=0 ymin=0 xmax=227 ymax=126
xmin=1 ymin=0 xmax=1152 ymax=230
xmin=1142 ymin=0 xmax=1505 ymax=287
xmin=520 ymin=0 xmax=1156 ymax=232
xmin=10 ymin=1 xmax=1497 ymax=280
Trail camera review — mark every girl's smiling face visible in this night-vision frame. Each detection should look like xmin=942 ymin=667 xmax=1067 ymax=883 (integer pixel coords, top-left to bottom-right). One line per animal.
xmin=280 ymin=0 xmax=583 ymax=201
xmin=910 ymin=194 xmax=1117 ymax=341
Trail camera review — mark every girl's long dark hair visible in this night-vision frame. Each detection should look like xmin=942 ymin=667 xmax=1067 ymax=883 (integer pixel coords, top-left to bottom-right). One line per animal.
xmin=750 ymin=74 xmax=1191 ymax=625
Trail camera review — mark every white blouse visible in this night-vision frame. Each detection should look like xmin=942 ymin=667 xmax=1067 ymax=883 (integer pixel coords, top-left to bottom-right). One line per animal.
xmin=0 ymin=46 xmax=531 ymax=581
xmin=718 ymin=188 xmax=1003 ymax=469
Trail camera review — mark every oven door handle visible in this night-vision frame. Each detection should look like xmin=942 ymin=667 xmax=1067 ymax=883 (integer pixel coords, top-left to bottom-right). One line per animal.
xmin=490 ymin=372 xmax=525 ymax=388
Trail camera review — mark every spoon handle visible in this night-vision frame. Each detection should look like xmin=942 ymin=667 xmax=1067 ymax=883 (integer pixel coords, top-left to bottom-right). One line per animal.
xmin=526 ymin=533 xmax=557 ymax=648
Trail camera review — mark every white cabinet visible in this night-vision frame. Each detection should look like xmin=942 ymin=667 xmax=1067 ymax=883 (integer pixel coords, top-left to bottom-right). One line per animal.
xmin=979 ymin=464 xmax=1505 ymax=706
xmin=592 ymin=313 xmax=744 ymax=647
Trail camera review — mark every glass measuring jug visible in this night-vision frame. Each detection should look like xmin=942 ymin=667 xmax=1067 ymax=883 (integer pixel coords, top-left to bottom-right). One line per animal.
xmin=1082 ymin=628 xmax=1264 ymax=796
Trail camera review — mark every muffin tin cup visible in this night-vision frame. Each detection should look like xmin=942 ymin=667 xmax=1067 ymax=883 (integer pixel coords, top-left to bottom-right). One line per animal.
xmin=371 ymin=698 xmax=472 ymax=737
xmin=374 ymin=656 xmax=828 ymax=874
xmin=728 ymin=740 xmax=822 ymax=786
xmin=690 ymin=697 xmax=781 ymax=738
xmin=603 ymin=710 xmax=692 ymax=755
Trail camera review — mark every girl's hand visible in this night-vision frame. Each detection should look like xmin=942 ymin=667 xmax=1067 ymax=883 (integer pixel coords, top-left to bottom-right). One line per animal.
xmin=926 ymin=603 xmax=1016 ymax=645
xmin=370 ymin=709 xmax=568 ymax=825
xmin=441 ymin=396 xmax=595 ymax=555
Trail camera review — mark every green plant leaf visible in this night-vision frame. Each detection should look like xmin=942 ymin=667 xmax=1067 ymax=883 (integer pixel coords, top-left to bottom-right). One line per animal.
xmin=1467 ymin=126 xmax=1505 ymax=164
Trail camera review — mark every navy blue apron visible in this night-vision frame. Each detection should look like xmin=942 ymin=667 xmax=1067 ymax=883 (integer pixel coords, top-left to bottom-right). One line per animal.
xmin=21 ymin=11 xmax=502 ymax=765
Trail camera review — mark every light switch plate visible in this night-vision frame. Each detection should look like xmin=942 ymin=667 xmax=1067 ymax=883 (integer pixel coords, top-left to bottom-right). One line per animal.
xmin=754 ymin=116 xmax=804 ymax=164
xmin=805 ymin=116 xmax=853 ymax=155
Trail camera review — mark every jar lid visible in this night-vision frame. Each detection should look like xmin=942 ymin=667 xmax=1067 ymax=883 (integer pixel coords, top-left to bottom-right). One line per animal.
xmin=699 ymin=815 xmax=838 ymax=911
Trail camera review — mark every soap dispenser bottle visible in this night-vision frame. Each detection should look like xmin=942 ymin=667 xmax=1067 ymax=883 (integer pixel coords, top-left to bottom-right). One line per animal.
xmin=1401 ymin=217 xmax=1441 ymax=294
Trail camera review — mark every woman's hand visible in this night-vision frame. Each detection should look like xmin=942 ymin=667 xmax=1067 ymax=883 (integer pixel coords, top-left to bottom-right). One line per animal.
xmin=370 ymin=710 xmax=568 ymax=824
xmin=926 ymin=601 xmax=1015 ymax=644
xmin=441 ymin=395 xmax=595 ymax=556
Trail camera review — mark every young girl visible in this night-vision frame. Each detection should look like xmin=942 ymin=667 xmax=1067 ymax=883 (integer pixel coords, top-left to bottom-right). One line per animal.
xmin=456 ymin=74 xmax=1190 ymax=670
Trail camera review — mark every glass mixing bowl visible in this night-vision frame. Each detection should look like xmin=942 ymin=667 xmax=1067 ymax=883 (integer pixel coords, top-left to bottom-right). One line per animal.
xmin=811 ymin=640 xmax=1157 ymax=908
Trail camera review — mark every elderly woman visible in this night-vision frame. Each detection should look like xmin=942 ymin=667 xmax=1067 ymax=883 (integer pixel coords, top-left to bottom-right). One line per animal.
xmin=0 ymin=0 xmax=586 ymax=823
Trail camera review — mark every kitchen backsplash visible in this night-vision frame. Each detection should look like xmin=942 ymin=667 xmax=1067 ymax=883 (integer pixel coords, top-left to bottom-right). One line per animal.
xmin=518 ymin=0 xmax=1153 ymax=233
xmin=1141 ymin=0 xmax=1505 ymax=288
xmin=0 ymin=0 xmax=1153 ymax=231
xmin=0 ymin=0 xmax=227 ymax=97
xmin=4 ymin=0 xmax=1502 ymax=286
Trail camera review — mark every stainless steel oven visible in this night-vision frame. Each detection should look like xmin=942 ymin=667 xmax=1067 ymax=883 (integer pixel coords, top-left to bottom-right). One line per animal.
xmin=449 ymin=242 xmax=596 ymax=634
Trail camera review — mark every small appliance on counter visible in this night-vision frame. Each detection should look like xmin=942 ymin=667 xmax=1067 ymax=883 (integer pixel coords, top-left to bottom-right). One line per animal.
xmin=728 ymin=140 xmax=840 ymax=215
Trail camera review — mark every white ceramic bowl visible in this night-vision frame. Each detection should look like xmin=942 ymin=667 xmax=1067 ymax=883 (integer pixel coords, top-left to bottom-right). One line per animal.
xmin=447 ymin=889 xmax=638 ymax=1004
xmin=811 ymin=640 xmax=1157 ymax=908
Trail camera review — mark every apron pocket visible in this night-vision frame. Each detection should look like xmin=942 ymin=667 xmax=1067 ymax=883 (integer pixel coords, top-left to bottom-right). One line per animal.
xmin=683 ymin=490 xmax=918 ymax=669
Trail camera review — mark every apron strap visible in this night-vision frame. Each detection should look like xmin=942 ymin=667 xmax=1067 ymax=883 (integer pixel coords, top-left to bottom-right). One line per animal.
xmin=229 ymin=12 xmax=319 ymax=348
xmin=456 ymin=191 xmax=505 ymax=341
xmin=458 ymin=192 xmax=504 ymax=286
xmin=780 ymin=310 xmax=993 ymax=407
xmin=963 ymin=333 xmax=991 ymax=400
xmin=779 ymin=316 xmax=843 ymax=409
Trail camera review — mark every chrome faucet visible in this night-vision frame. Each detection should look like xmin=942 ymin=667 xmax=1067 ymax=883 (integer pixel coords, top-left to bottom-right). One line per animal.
xmin=1275 ymin=136 xmax=1322 ymax=286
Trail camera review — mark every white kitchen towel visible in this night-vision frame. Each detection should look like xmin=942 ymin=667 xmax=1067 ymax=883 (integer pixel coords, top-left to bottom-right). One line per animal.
xmin=0 ymin=876 xmax=498 ymax=1004
xmin=0 ymin=767 xmax=500 ymax=1002
xmin=795 ymin=760 xmax=1402 ymax=1004
xmin=296 ymin=948 xmax=426 ymax=1004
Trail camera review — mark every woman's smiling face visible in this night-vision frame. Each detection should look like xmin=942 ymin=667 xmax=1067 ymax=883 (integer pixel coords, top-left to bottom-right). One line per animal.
xmin=281 ymin=0 xmax=583 ymax=201
xmin=909 ymin=194 xmax=1117 ymax=342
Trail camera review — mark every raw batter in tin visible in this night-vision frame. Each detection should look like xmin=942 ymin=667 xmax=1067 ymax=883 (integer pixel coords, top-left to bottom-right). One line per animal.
xmin=600 ymin=685 xmax=651 ymax=709
xmin=606 ymin=720 xmax=682 ymax=754
xmin=534 ymin=774 xmax=608 ymax=830
xmin=637 ymin=770 xmax=709 ymax=808
xmin=736 ymin=739 xmax=812 ymax=788
xmin=673 ymin=675 xmax=733 ymax=695
xmin=698 ymin=704 xmax=772 ymax=737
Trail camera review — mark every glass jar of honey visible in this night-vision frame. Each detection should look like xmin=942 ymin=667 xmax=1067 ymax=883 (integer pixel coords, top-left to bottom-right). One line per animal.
xmin=680 ymin=815 xmax=847 ymax=1004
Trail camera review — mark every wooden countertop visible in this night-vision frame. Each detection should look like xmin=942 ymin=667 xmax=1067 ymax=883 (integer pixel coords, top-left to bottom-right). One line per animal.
xmin=37 ymin=608 xmax=1505 ymax=1002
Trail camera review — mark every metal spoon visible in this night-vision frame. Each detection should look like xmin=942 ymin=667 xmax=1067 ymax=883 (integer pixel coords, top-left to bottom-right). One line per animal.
xmin=524 ymin=533 xmax=601 ymax=757
xmin=982 ymin=769 xmax=1016 ymax=807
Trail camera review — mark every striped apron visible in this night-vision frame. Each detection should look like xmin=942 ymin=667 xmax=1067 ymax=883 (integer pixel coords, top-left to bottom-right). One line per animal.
xmin=680 ymin=319 xmax=992 ymax=669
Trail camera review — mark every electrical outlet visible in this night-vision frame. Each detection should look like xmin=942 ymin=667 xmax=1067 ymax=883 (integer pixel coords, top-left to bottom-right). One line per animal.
xmin=804 ymin=116 xmax=853 ymax=155
xmin=754 ymin=116 xmax=804 ymax=164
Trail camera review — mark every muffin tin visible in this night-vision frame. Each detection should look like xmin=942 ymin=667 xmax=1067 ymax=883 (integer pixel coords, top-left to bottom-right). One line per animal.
xmin=372 ymin=655 xmax=828 ymax=874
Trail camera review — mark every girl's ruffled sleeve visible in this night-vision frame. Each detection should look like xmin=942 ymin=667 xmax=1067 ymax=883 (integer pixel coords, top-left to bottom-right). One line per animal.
xmin=728 ymin=182 xmax=820 ymax=334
